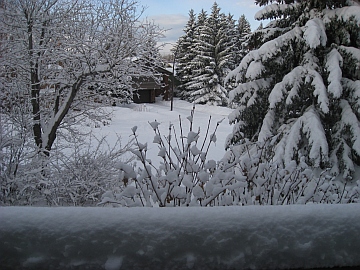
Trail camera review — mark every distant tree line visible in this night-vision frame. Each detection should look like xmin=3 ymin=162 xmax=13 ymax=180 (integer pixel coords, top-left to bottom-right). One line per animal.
xmin=174 ymin=3 xmax=252 ymax=106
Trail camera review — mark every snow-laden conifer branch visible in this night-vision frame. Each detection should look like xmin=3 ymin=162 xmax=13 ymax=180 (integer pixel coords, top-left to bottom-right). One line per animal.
xmin=226 ymin=0 xmax=360 ymax=179
xmin=229 ymin=79 xmax=271 ymax=105
xmin=268 ymin=65 xmax=329 ymax=113
xmin=323 ymin=6 xmax=360 ymax=23
xmin=342 ymin=79 xmax=360 ymax=112
xmin=338 ymin=46 xmax=360 ymax=68
xmin=303 ymin=18 xmax=327 ymax=49
xmin=326 ymin=49 xmax=343 ymax=98
xmin=254 ymin=2 xmax=301 ymax=21
xmin=258 ymin=109 xmax=275 ymax=142
xmin=339 ymin=100 xmax=360 ymax=156
xmin=226 ymin=26 xmax=303 ymax=83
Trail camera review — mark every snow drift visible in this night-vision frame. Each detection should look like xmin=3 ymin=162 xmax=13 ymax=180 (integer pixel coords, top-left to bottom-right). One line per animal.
xmin=1 ymin=205 xmax=360 ymax=269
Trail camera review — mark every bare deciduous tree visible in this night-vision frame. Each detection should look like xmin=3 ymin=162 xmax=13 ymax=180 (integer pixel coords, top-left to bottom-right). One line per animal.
xmin=0 ymin=0 xmax=163 ymax=156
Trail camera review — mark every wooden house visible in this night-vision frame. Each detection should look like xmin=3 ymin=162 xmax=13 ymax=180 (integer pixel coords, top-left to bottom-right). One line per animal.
xmin=132 ymin=66 xmax=173 ymax=104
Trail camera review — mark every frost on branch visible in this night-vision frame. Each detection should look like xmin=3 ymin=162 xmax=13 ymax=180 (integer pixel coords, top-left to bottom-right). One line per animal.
xmin=0 ymin=0 xmax=163 ymax=156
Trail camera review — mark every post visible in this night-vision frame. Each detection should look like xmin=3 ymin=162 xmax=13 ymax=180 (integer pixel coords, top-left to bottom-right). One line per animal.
xmin=171 ymin=57 xmax=175 ymax=111
xmin=171 ymin=42 xmax=181 ymax=111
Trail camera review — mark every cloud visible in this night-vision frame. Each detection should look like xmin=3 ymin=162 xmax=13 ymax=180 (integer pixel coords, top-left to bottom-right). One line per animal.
xmin=235 ymin=0 xmax=258 ymax=8
xmin=148 ymin=14 xmax=187 ymax=40
xmin=158 ymin=42 xmax=176 ymax=55
xmin=147 ymin=14 xmax=188 ymax=55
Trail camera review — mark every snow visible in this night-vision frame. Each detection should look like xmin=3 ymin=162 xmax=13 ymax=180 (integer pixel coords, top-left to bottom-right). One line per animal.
xmin=340 ymin=99 xmax=360 ymax=156
xmin=303 ymin=18 xmax=327 ymax=49
xmin=301 ymin=108 xmax=329 ymax=166
xmin=1 ymin=205 xmax=359 ymax=269
xmin=258 ymin=109 xmax=275 ymax=142
xmin=245 ymin=60 xmax=264 ymax=79
xmin=326 ymin=49 xmax=343 ymax=98
xmin=254 ymin=3 xmax=301 ymax=21
xmin=310 ymin=69 xmax=330 ymax=114
xmin=283 ymin=107 xmax=328 ymax=167
xmin=88 ymin=99 xmax=233 ymax=167
xmin=268 ymin=66 xmax=329 ymax=114
xmin=323 ymin=6 xmax=360 ymax=24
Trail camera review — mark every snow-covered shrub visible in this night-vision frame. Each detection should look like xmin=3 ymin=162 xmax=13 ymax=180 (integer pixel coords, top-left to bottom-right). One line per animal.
xmin=40 ymin=133 xmax=133 ymax=206
xmin=225 ymin=140 xmax=360 ymax=205
xmin=0 ymin=118 xmax=133 ymax=206
xmin=100 ymin=106 xmax=360 ymax=207
xmin=100 ymin=104 xmax=242 ymax=207
xmin=0 ymin=106 xmax=38 ymax=205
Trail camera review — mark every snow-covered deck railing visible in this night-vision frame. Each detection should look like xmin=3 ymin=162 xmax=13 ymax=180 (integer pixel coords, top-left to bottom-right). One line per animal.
xmin=1 ymin=205 xmax=360 ymax=270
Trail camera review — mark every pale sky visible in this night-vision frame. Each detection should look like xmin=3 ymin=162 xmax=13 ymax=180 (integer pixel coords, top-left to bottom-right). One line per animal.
xmin=140 ymin=0 xmax=267 ymax=54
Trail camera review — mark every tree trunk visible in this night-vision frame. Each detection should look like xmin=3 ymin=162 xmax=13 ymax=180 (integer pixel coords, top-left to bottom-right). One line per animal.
xmin=44 ymin=77 xmax=85 ymax=154
xmin=28 ymin=19 xmax=44 ymax=154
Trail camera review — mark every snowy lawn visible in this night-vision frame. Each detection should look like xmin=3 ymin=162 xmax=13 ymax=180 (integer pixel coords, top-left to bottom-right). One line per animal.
xmin=89 ymin=98 xmax=234 ymax=166
xmin=1 ymin=204 xmax=360 ymax=269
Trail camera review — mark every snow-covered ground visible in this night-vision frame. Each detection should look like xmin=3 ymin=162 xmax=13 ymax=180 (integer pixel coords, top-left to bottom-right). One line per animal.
xmin=1 ymin=204 xmax=360 ymax=269
xmin=90 ymin=98 xmax=234 ymax=166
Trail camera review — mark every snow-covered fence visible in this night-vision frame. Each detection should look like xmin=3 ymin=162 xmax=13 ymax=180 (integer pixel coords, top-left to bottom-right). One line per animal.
xmin=1 ymin=205 xmax=360 ymax=269
xmin=132 ymin=104 xmax=151 ymax=112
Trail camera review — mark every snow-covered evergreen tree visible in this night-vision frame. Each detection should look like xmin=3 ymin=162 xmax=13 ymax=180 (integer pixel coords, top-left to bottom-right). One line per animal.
xmin=226 ymin=0 xmax=360 ymax=179
xmin=177 ymin=10 xmax=207 ymax=101
xmin=175 ymin=9 xmax=197 ymax=99
xmin=175 ymin=4 xmax=253 ymax=106
xmin=185 ymin=3 xmax=228 ymax=105
xmin=218 ymin=13 xmax=238 ymax=81
xmin=236 ymin=14 xmax=252 ymax=63
xmin=227 ymin=14 xmax=252 ymax=93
